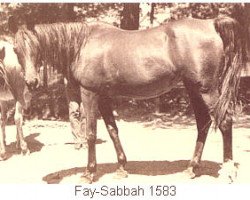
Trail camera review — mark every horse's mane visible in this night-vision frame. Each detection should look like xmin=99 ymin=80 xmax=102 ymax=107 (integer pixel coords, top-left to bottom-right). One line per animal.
xmin=15 ymin=22 xmax=89 ymax=74
xmin=0 ymin=57 xmax=11 ymax=91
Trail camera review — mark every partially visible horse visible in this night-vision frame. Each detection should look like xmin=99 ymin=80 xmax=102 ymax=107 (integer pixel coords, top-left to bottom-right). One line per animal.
xmin=0 ymin=40 xmax=31 ymax=160
xmin=9 ymin=16 xmax=245 ymax=183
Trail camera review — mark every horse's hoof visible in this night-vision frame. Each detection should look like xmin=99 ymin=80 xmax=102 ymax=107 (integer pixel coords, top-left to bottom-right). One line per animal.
xmin=74 ymin=142 xmax=87 ymax=150
xmin=0 ymin=152 xmax=7 ymax=161
xmin=21 ymin=148 xmax=30 ymax=156
xmin=183 ymin=167 xmax=196 ymax=179
xmin=114 ymin=168 xmax=128 ymax=179
xmin=74 ymin=143 xmax=81 ymax=150
xmin=218 ymin=161 xmax=237 ymax=184
xmin=80 ymin=172 xmax=94 ymax=184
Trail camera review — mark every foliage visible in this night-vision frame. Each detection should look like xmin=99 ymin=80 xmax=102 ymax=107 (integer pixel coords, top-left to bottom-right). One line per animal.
xmin=0 ymin=3 xmax=123 ymax=34
xmin=0 ymin=3 xmax=249 ymax=122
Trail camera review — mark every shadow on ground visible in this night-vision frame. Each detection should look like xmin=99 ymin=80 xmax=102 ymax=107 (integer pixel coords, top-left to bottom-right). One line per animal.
xmin=43 ymin=160 xmax=220 ymax=184
xmin=64 ymin=138 xmax=107 ymax=146
xmin=6 ymin=133 xmax=44 ymax=160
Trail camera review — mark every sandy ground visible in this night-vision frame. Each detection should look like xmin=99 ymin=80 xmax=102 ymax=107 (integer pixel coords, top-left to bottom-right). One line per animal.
xmin=0 ymin=118 xmax=250 ymax=184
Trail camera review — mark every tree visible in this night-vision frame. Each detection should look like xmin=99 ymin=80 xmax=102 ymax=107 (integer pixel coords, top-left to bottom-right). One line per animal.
xmin=120 ymin=3 xmax=140 ymax=30
xmin=150 ymin=3 xmax=156 ymax=26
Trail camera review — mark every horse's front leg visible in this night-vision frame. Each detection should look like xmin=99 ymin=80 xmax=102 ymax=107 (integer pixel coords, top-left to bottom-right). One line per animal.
xmin=15 ymin=101 xmax=29 ymax=155
xmin=98 ymin=96 xmax=127 ymax=179
xmin=218 ymin=111 xmax=237 ymax=183
xmin=80 ymin=88 xmax=98 ymax=183
xmin=0 ymin=102 xmax=7 ymax=160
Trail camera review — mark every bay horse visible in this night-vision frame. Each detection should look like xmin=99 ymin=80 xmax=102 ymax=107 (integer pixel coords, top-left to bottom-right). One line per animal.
xmin=9 ymin=16 xmax=245 ymax=183
xmin=0 ymin=40 xmax=31 ymax=160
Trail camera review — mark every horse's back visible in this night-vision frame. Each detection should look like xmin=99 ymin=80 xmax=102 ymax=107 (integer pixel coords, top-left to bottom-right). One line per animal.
xmin=87 ymin=18 xmax=223 ymax=68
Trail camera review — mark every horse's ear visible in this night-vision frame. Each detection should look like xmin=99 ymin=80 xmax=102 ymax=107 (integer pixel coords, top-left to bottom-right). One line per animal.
xmin=0 ymin=47 xmax=5 ymax=60
xmin=8 ymin=16 xmax=18 ymax=33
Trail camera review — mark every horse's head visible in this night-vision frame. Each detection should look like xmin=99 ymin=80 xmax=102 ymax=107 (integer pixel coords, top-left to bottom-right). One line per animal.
xmin=8 ymin=16 xmax=40 ymax=90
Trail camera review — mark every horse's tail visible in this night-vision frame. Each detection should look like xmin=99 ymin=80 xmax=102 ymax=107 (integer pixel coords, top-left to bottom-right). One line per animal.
xmin=213 ymin=16 xmax=244 ymax=128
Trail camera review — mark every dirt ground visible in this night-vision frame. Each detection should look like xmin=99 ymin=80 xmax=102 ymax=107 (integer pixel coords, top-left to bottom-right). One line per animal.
xmin=0 ymin=116 xmax=250 ymax=184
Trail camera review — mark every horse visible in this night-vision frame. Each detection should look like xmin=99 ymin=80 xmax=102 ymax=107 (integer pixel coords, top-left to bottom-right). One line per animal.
xmin=0 ymin=40 xmax=32 ymax=160
xmin=9 ymin=16 xmax=245 ymax=183
xmin=0 ymin=40 xmax=86 ymax=161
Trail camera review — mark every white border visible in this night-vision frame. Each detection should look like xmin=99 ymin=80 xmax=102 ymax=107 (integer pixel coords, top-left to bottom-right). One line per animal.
xmin=0 ymin=184 xmax=250 ymax=200
xmin=1 ymin=1 xmax=250 ymax=3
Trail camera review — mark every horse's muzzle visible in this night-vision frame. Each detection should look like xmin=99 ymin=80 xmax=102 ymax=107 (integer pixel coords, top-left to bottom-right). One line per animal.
xmin=25 ymin=77 xmax=39 ymax=91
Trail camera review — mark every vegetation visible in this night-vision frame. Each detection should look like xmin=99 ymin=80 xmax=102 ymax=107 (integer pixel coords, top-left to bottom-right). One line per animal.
xmin=0 ymin=3 xmax=249 ymax=122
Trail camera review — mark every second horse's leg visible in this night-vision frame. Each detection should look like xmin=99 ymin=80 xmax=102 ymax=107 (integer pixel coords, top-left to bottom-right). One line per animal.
xmin=98 ymin=96 xmax=127 ymax=178
xmin=0 ymin=102 xmax=7 ymax=160
xmin=15 ymin=101 xmax=30 ymax=155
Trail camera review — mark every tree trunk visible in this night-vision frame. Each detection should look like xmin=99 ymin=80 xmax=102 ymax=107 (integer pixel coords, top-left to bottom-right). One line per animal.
xmin=150 ymin=3 xmax=156 ymax=26
xmin=120 ymin=3 xmax=140 ymax=30
xmin=64 ymin=3 xmax=76 ymax=22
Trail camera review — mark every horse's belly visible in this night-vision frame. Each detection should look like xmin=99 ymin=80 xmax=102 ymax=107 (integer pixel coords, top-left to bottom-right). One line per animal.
xmin=114 ymin=76 xmax=180 ymax=99
xmin=0 ymin=89 xmax=13 ymax=101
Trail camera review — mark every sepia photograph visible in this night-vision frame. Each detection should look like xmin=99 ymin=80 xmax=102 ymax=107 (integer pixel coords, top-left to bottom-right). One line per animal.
xmin=0 ymin=2 xmax=250 ymax=188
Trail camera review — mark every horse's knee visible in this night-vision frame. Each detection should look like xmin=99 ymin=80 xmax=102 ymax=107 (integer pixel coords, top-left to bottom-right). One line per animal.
xmin=107 ymin=125 xmax=118 ymax=137
xmin=219 ymin=114 xmax=232 ymax=133
xmin=14 ymin=102 xmax=23 ymax=124
xmin=87 ymin=132 xmax=96 ymax=143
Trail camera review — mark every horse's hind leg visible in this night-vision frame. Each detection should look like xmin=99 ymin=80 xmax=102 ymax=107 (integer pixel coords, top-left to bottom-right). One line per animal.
xmin=98 ymin=96 xmax=127 ymax=179
xmin=0 ymin=102 xmax=7 ymax=160
xmin=80 ymin=88 xmax=98 ymax=183
xmin=14 ymin=101 xmax=29 ymax=155
xmin=218 ymin=111 xmax=237 ymax=183
xmin=183 ymin=80 xmax=212 ymax=178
